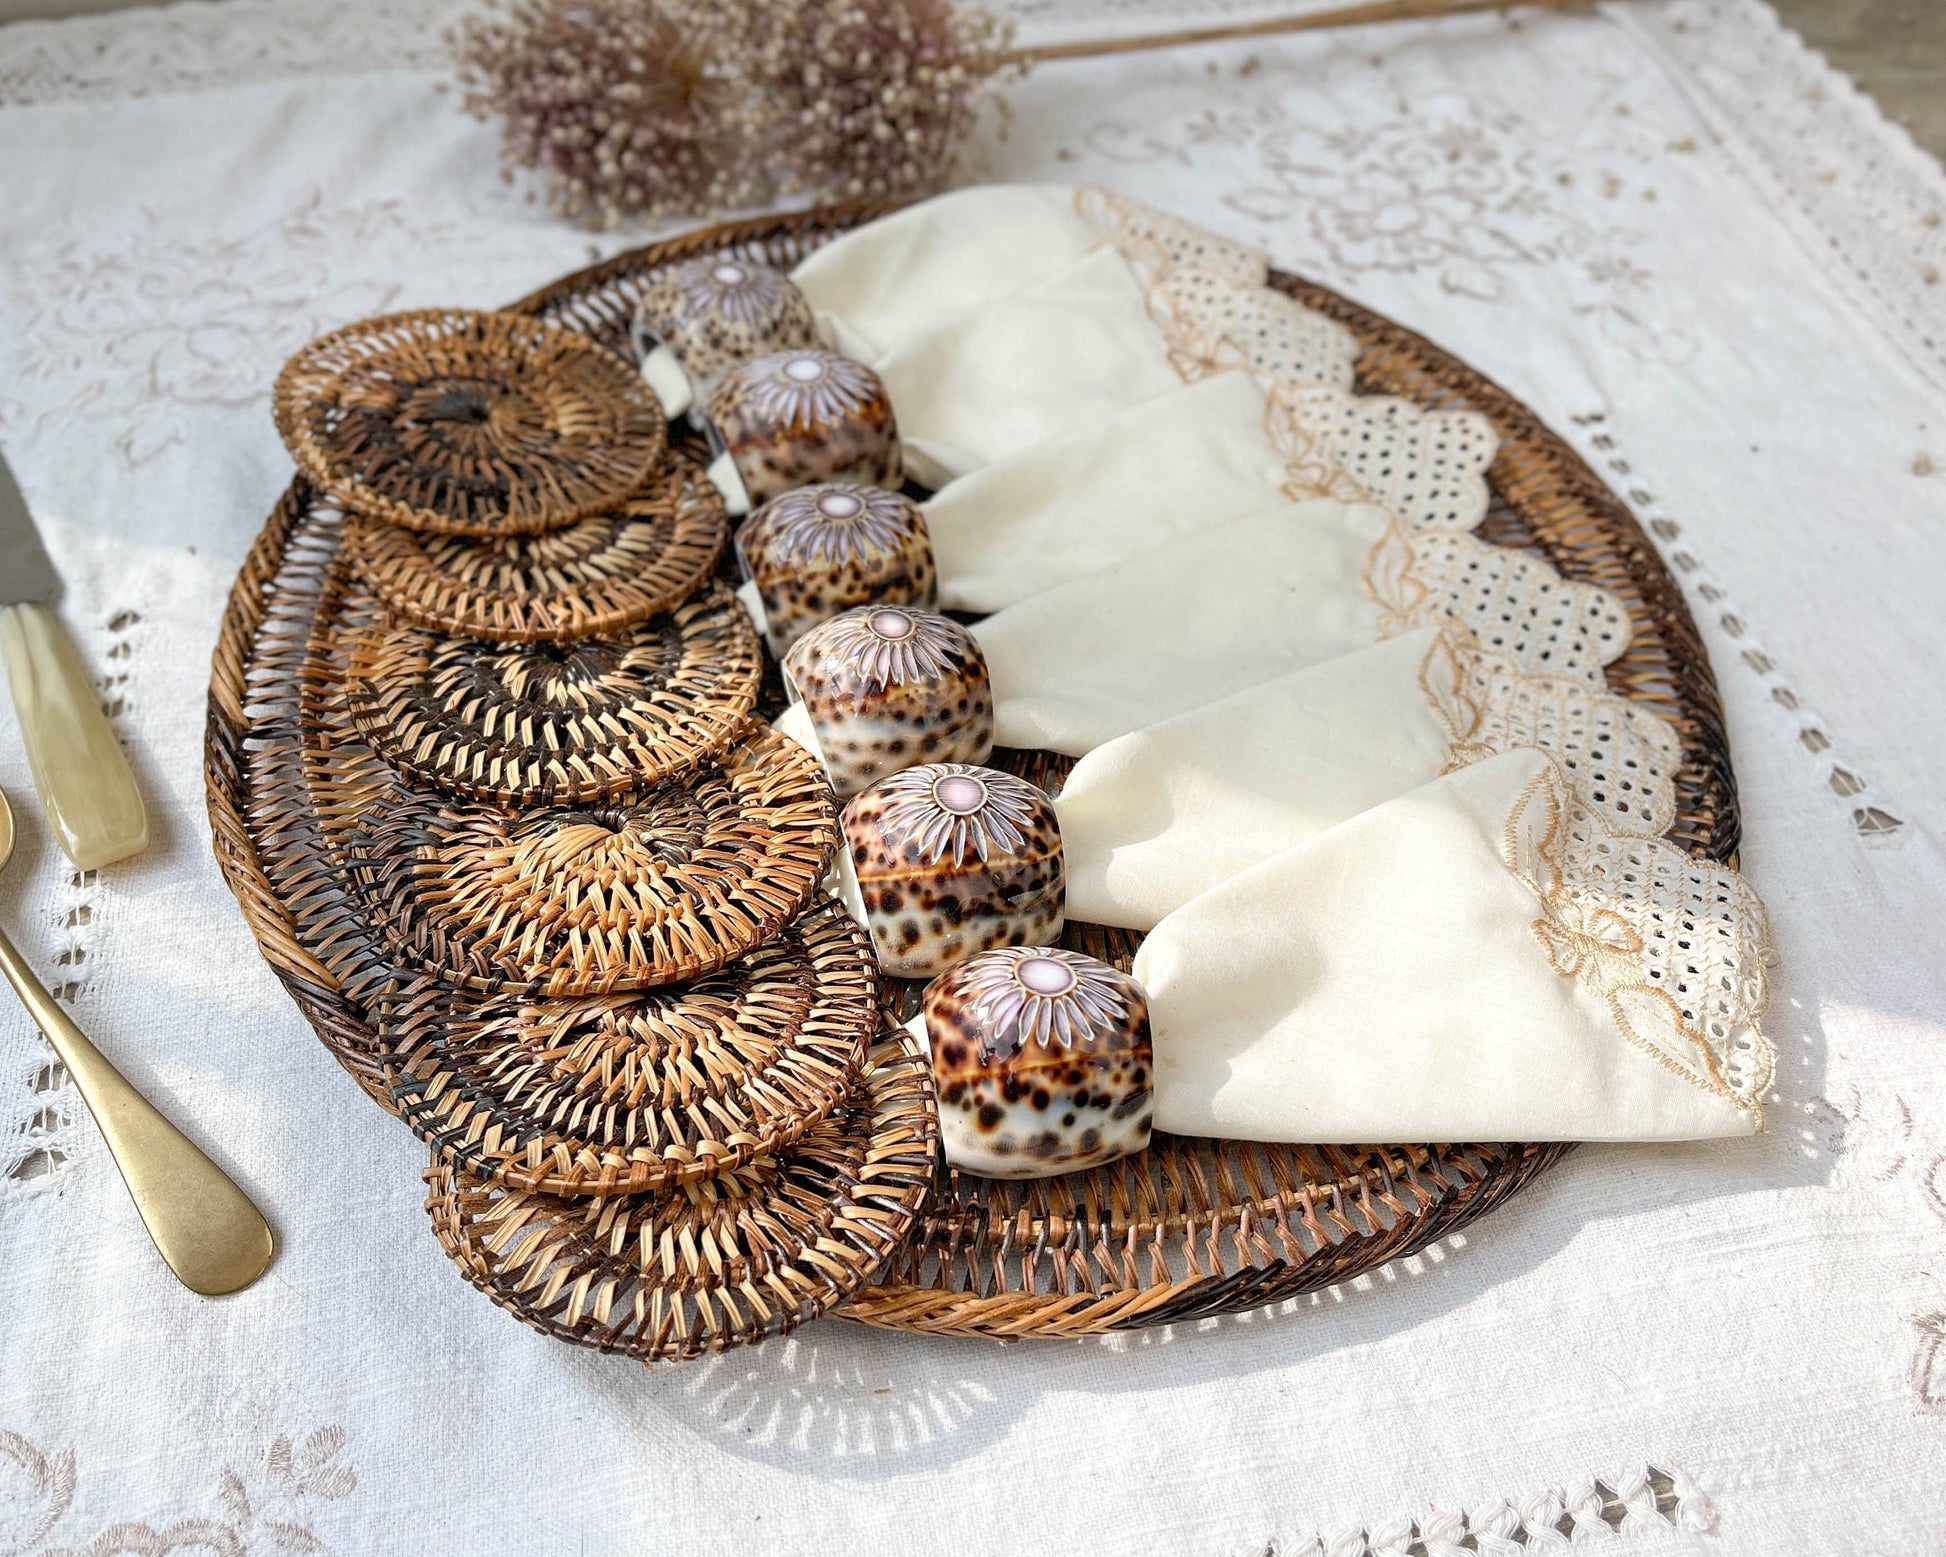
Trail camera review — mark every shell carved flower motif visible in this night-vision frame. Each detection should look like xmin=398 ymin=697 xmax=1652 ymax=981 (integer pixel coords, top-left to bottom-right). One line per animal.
xmin=738 ymin=350 xmax=885 ymax=431
xmin=755 ymin=485 xmax=922 ymax=570
xmin=809 ymin=606 xmax=967 ymax=691
xmin=955 ymin=947 xmax=1131 ymax=1056
xmin=870 ymin=764 xmax=1042 ymax=867
xmin=672 ymin=257 xmax=801 ymax=330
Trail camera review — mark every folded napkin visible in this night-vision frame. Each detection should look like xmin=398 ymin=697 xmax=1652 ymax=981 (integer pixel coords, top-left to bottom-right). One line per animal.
xmin=792 ymin=183 xmax=1270 ymax=361
xmin=922 ymin=372 xmax=1279 ymax=612
xmin=792 ymin=185 xmax=1106 ymax=360
xmin=970 ymin=500 xmax=1391 ymax=756
xmin=1055 ymin=618 xmax=1685 ymax=930
xmin=795 ymin=184 xmax=1358 ymax=488
xmin=873 ymin=246 xmax=1188 ymax=487
xmin=783 ymin=185 xmax=1778 ymax=1149
xmin=1055 ymin=627 xmax=1452 ymax=929
xmin=922 ymin=370 xmax=1497 ymax=612
xmin=1134 ymin=746 xmax=1771 ymax=1142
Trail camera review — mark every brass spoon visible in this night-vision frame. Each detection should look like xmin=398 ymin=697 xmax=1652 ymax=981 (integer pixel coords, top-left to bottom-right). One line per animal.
xmin=0 ymin=788 xmax=273 ymax=1295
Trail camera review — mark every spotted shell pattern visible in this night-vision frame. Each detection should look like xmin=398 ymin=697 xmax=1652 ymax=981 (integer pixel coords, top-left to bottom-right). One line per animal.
xmin=740 ymin=484 xmax=938 ymax=659
xmin=633 ymin=257 xmax=820 ymax=396
xmin=783 ymin=606 xmax=994 ymax=801
xmin=707 ymin=349 xmax=902 ymax=506
xmin=844 ymin=764 xmax=1063 ymax=979
xmin=923 ymin=947 xmax=1153 ymax=1180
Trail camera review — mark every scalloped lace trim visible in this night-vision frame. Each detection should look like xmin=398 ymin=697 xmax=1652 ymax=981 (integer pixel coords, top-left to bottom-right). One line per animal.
xmin=1074 ymin=183 xmax=1267 ymax=288
xmin=1078 ymin=186 xmax=1362 ymax=393
xmin=1264 ymin=383 xmax=1497 ymax=534
xmin=1090 ymin=182 xmax=1774 ymax=1119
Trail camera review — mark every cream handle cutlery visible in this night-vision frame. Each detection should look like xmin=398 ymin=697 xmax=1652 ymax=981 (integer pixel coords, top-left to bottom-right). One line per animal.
xmin=0 ymin=603 xmax=148 ymax=869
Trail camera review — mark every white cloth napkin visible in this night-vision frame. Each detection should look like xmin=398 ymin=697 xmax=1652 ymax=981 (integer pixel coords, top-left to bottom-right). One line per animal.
xmin=870 ymin=245 xmax=1187 ymax=487
xmin=971 ymin=500 xmax=1391 ymax=756
xmin=791 ymin=184 xmax=1104 ymax=361
xmin=1055 ymin=626 xmax=1452 ymax=929
xmin=921 ymin=372 xmax=1286 ymax=612
xmin=793 ymin=183 xmax=1359 ymax=489
xmin=780 ymin=183 xmax=1768 ymax=1154
xmin=1134 ymin=746 xmax=1768 ymax=1142
xmin=1056 ymin=617 xmax=1688 ymax=931
xmin=919 ymin=369 xmax=1498 ymax=613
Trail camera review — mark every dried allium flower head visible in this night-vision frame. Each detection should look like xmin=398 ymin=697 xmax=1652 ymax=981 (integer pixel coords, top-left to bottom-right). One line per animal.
xmin=451 ymin=0 xmax=761 ymax=229
xmin=450 ymin=0 xmax=1015 ymax=227
xmin=744 ymin=0 xmax=1016 ymax=205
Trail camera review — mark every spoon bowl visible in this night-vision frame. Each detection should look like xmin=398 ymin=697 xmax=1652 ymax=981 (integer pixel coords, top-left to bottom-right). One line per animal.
xmin=0 ymin=786 xmax=272 ymax=1295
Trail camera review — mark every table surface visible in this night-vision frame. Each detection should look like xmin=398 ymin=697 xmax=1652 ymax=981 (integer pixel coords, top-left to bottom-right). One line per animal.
xmin=1772 ymin=0 xmax=1946 ymax=156
xmin=0 ymin=2 xmax=1942 ymax=1555
xmin=0 ymin=0 xmax=1943 ymax=160
xmin=0 ymin=0 xmax=1937 ymax=159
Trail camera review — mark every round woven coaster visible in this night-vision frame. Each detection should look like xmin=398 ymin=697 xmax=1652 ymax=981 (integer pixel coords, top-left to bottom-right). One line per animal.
xmin=342 ymin=723 xmax=838 ymax=995
xmin=341 ymin=581 xmax=761 ymax=805
xmin=422 ymin=1029 xmax=936 ymax=1363
xmin=388 ymin=898 xmax=877 ymax=1196
xmin=274 ymin=309 xmax=665 ymax=536
xmin=340 ymin=448 xmax=728 ymax=642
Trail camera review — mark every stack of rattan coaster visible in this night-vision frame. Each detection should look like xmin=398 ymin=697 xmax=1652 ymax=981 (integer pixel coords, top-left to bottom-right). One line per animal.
xmin=422 ymin=1030 xmax=936 ymax=1362
xmin=271 ymin=308 xmax=936 ymax=1360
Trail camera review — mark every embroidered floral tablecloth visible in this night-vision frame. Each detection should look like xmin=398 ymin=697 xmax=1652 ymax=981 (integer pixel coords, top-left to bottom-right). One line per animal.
xmin=0 ymin=2 xmax=1942 ymax=1552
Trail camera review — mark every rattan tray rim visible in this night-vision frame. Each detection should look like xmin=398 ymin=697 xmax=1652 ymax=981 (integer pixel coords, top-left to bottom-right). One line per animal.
xmin=206 ymin=196 xmax=1737 ymax=1344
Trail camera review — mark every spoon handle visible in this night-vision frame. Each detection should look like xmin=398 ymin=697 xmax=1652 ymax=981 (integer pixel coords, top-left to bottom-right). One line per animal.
xmin=0 ymin=927 xmax=272 ymax=1295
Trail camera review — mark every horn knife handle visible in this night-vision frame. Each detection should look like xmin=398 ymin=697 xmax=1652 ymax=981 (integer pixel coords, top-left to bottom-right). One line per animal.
xmin=0 ymin=602 xmax=148 ymax=869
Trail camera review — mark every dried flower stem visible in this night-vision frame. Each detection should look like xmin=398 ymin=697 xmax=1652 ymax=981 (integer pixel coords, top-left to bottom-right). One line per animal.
xmin=995 ymin=0 xmax=1592 ymax=69
xmin=451 ymin=0 xmax=1595 ymax=230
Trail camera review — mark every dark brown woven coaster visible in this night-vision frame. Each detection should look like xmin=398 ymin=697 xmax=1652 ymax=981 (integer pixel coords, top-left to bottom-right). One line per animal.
xmin=338 ymin=723 xmax=838 ymax=995
xmin=422 ymin=1029 xmax=937 ymax=1362
xmin=340 ymin=448 xmax=728 ymax=642
xmin=341 ymin=581 xmax=761 ymax=805
xmin=388 ymin=898 xmax=877 ymax=1196
xmin=274 ymin=309 xmax=665 ymax=536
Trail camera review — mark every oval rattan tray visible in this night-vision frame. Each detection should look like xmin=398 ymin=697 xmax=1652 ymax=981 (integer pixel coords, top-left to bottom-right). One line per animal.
xmin=206 ymin=201 xmax=1739 ymax=1346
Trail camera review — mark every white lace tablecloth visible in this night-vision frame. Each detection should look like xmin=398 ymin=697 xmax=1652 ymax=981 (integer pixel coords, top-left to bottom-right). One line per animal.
xmin=1 ymin=2 xmax=1942 ymax=1552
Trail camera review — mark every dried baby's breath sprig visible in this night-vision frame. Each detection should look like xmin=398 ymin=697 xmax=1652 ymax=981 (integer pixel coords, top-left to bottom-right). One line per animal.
xmin=743 ymin=0 xmax=1016 ymax=206
xmin=450 ymin=0 xmax=762 ymax=229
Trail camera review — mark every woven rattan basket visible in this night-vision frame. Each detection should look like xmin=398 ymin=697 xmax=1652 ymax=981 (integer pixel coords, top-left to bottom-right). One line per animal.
xmin=207 ymin=202 xmax=1739 ymax=1347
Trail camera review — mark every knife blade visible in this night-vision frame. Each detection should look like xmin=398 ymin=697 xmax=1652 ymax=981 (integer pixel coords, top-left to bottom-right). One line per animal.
xmin=0 ymin=451 xmax=148 ymax=869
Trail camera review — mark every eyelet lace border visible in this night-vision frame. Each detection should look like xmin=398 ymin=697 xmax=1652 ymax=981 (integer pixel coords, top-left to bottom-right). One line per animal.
xmin=1078 ymin=184 xmax=1774 ymax=1119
